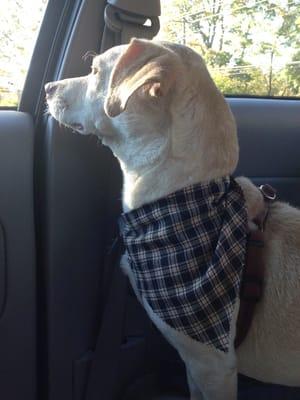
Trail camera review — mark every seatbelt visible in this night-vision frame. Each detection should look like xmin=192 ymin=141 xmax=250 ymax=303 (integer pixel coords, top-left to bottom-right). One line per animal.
xmin=85 ymin=5 xmax=160 ymax=399
xmin=84 ymin=235 xmax=126 ymax=400
xmin=101 ymin=4 xmax=160 ymax=51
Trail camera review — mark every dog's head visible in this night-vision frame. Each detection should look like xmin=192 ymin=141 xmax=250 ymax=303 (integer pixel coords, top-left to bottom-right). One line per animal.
xmin=46 ymin=38 xmax=238 ymax=197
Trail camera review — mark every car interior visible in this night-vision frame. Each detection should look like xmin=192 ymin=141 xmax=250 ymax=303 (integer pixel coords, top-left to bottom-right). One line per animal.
xmin=0 ymin=0 xmax=300 ymax=399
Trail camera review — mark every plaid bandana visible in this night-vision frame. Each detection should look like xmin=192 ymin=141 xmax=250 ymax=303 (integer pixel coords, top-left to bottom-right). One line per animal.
xmin=119 ymin=177 xmax=248 ymax=352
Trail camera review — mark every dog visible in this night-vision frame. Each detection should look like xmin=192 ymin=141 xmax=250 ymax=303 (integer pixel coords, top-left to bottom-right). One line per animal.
xmin=45 ymin=38 xmax=300 ymax=400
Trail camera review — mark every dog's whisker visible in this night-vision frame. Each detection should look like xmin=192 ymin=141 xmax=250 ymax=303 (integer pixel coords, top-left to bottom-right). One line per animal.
xmin=43 ymin=107 xmax=50 ymax=117
xmin=82 ymin=50 xmax=97 ymax=62
xmin=96 ymin=93 xmax=106 ymax=101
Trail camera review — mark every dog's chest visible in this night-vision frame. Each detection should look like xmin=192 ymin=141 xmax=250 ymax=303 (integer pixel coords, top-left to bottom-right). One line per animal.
xmin=120 ymin=177 xmax=248 ymax=352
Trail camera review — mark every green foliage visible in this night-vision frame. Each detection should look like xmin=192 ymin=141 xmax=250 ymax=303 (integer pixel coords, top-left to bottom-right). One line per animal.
xmin=212 ymin=64 xmax=266 ymax=96
xmin=0 ymin=92 xmax=19 ymax=107
xmin=206 ymin=50 xmax=232 ymax=68
xmin=285 ymin=51 xmax=300 ymax=95
xmin=0 ymin=0 xmax=48 ymax=107
xmin=158 ymin=0 xmax=300 ymax=97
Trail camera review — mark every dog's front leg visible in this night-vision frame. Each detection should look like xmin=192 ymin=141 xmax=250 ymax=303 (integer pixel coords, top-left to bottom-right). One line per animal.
xmin=122 ymin=257 xmax=238 ymax=400
xmin=184 ymin=354 xmax=237 ymax=400
xmin=143 ymin=299 xmax=239 ymax=400
xmin=186 ymin=368 xmax=205 ymax=400
xmin=179 ymin=303 xmax=239 ymax=400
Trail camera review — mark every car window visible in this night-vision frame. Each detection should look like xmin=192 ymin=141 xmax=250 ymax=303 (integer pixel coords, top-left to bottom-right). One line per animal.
xmin=157 ymin=0 xmax=300 ymax=98
xmin=0 ymin=0 xmax=48 ymax=107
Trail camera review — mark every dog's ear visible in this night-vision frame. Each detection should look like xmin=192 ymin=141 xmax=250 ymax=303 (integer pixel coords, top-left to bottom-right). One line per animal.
xmin=104 ymin=38 xmax=178 ymax=118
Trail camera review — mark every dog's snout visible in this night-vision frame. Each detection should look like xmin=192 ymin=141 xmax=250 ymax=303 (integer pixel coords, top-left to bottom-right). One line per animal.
xmin=45 ymin=82 xmax=58 ymax=98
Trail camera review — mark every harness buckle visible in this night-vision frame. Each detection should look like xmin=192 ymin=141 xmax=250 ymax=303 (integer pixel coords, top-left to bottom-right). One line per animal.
xmin=259 ymin=184 xmax=277 ymax=202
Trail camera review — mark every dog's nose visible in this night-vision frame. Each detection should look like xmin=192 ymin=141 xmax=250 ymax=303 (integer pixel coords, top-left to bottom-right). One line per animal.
xmin=45 ymin=82 xmax=58 ymax=98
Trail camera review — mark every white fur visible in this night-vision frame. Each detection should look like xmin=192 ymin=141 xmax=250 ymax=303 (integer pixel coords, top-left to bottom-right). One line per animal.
xmin=46 ymin=38 xmax=300 ymax=399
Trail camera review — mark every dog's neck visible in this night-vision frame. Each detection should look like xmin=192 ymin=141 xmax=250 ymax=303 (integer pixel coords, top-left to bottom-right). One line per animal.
xmin=113 ymin=83 xmax=239 ymax=211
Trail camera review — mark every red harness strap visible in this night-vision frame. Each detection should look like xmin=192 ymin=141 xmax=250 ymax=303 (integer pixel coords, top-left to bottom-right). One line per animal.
xmin=235 ymin=184 xmax=277 ymax=348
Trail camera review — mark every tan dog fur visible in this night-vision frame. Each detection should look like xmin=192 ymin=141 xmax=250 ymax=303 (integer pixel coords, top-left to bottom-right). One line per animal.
xmin=46 ymin=39 xmax=300 ymax=400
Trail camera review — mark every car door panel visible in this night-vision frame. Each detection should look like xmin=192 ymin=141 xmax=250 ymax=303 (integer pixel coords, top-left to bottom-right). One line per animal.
xmin=231 ymin=98 xmax=300 ymax=205
xmin=0 ymin=223 xmax=5 ymax=318
xmin=0 ymin=111 xmax=36 ymax=400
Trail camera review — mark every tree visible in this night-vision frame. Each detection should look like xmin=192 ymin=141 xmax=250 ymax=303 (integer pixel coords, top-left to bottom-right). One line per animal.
xmin=0 ymin=0 xmax=48 ymax=106
xmin=158 ymin=0 xmax=300 ymax=97
xmin=286 ymin=51 xmax=300 ymax=95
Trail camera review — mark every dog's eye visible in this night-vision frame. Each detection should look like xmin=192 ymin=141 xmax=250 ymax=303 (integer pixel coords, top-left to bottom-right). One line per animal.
xmin=91 ymin=66 xmax=99 ymax=75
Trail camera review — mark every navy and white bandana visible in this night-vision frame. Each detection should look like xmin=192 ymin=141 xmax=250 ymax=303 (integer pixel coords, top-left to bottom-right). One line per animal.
xmin=119 ymin=177 xmax=248 ymax=352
